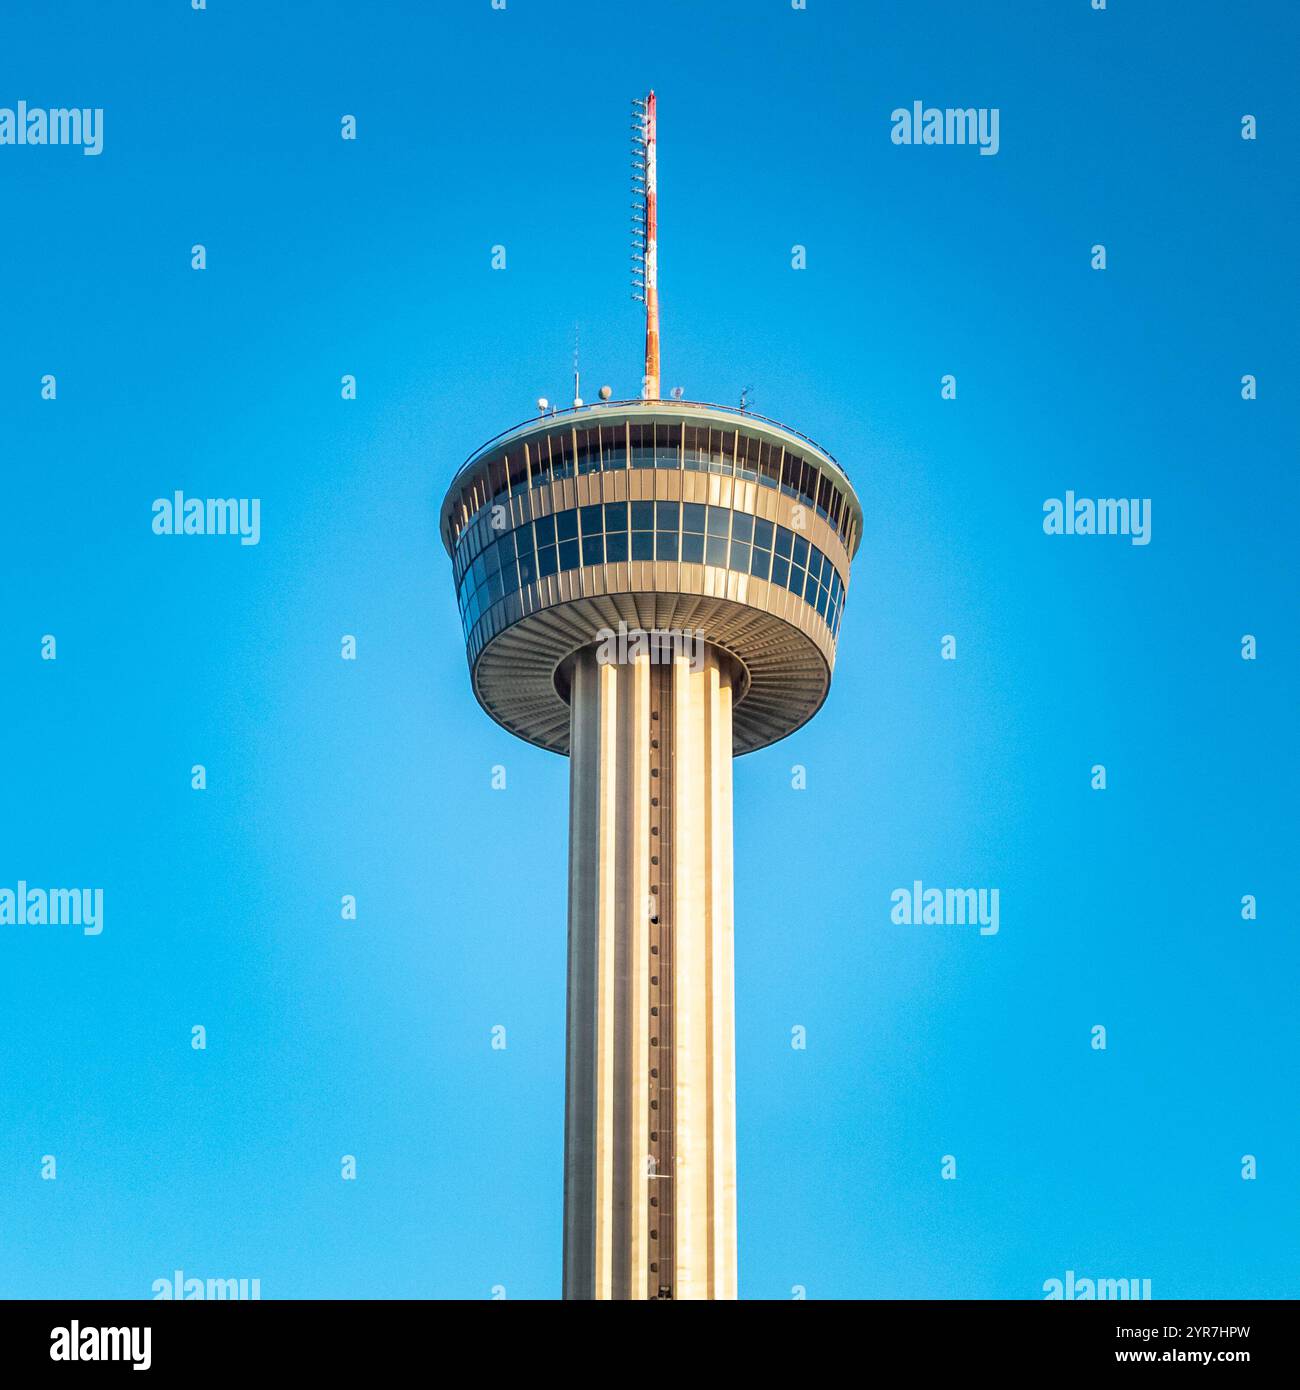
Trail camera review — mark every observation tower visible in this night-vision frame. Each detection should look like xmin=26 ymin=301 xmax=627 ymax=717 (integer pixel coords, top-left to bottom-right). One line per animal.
xmin=439 ymin=92 xmax=862 ymax=1300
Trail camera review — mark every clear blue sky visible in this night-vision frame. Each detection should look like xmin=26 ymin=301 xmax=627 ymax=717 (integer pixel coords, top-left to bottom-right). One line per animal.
xmin=1 ymin=0 xmax=1296 ymax=1299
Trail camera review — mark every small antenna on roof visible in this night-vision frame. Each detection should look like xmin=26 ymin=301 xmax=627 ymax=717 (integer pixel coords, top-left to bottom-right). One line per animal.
xmin=572 ymin=323 xmax=583 ymax=407
xmin=739 ymin=385 xmax=753 ymax=412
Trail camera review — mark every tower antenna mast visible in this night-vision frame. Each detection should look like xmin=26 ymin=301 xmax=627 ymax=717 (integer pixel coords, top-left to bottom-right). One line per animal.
xmin=631 ymin=91 xmax=660 ymax=400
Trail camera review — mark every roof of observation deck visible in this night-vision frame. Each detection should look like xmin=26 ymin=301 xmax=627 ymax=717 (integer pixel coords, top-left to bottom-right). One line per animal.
xmin=439 ymin=398 xmax=862 ymax=557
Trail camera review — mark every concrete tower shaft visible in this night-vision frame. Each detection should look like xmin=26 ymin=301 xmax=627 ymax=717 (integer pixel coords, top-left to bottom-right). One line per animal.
xmin=563 ymin=644 xmax=738 ymax=1300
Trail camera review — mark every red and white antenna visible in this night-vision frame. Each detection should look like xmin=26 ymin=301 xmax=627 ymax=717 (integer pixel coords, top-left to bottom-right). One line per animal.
xmin=631 ymin=91 xmax=660 ymax=400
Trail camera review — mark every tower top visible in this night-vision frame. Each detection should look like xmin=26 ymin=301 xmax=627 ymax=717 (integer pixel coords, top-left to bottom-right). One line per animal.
xmin=438 ymin=94 xmax=861 ymax=760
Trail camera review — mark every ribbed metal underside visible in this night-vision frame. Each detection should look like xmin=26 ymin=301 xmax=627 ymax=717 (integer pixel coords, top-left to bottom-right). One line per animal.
xmin=470 ymin=592 xmax=831 ymax=755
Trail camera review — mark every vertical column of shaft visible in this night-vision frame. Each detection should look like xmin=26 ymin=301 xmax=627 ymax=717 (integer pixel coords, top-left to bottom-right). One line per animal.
xmin=565 ymin=649 xmax=647 ymax=1299
xmin=617 ymin=652 xmax=651 ymax=1298
xmin=562 ymin=651 xmax=608 ymax=1298
xmin=647 ymin=657 xmax=675 ymax=1297
xmin=705 ymin=656 xmax=738 ymax=1299
xmin=669 ymin=648 xmax=738 ymax=1299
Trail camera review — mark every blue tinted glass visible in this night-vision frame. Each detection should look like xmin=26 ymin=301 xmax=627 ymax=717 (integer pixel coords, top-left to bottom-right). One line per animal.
xmin=605 ymin=501 xmax=628 ymax=532
xmin=580 ymin=504 xmax=603 ymax=536
xmin=682 ymin=502 xmax=706 ymax=533
xmin=793 ymin=535 xmax=810 ymax=566
xmin=656 ymin=530 xmax=679 ymax=561
xmin=804 ymin=569 xmax=818 ymax=602
xmin=681 ymin=532 xmax=705 ymax=563
xmin=729 ymin=540 xmax=751 ymax=571
xmin=537 ymin=545 xmax=558 ymax=577
xmin=556 ymin=509 xmax=578 ymax=541
xmin=706 ymin=535 xmax=729 ymax=566
xmin=774 ymin=526 xmax=793 ymax=558
xmin=731 ymin=512 xmax=753 ymax=544
xmin=706 ymin=507 xmax=730 ymax=538
xmin=517 ymin=551 xmax=537 ymax=585
xmin=487 ymin=571 xmax=504 ymax=603
xmin=750 ymin=547 xmax=771 ymax=580
xmin=582 ymin=534 xmax=604 ymax=565
xmin=558 ymin=538 xmax=579 ymax=570
xmin=786 ymin=564 xmax=803 ymax=595
xmin=656 ymin=501 xmax=680 ymax=531
xmin=631 ymin=531 xmax=655 ymax=561
xmin=752 ymin=517 xmax=773 ymax=550
xmin=630 ymin=501 xmax=655 ymax=530
xmin=534 ymin=514 xmax=556 ymax=546
xmin=771 ymin=556 xmax=789 ymax=586
xmin=605 ymin=531 xmax=628 ymax=563
xmin=816 ymin=586 xmax=830 ymax=619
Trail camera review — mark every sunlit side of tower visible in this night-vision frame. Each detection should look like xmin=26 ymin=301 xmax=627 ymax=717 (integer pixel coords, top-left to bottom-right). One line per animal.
xmin=439 ymin=93 xmax=862 ymax=1299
